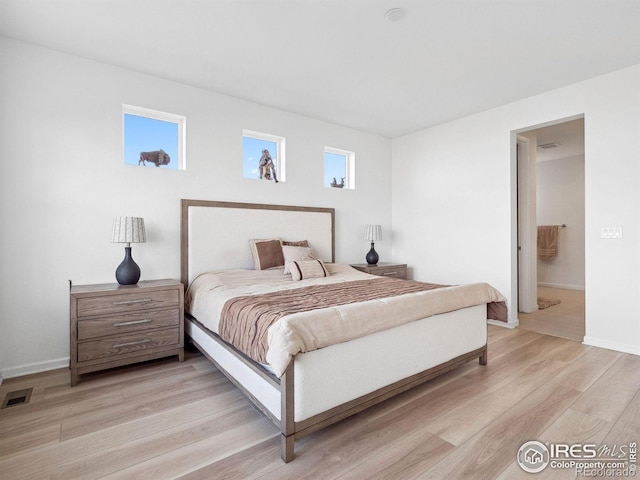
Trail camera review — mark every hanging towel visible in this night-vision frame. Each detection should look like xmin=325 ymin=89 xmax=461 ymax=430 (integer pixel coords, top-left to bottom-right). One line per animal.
xmin=537 ymin=225 xmax=559 ymax=260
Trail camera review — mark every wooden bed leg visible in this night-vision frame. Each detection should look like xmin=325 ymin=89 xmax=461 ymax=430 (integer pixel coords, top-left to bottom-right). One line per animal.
xmin=280 ymin=362 xmax=295 ymax=462
xmin=281 ymin=433 xmax=295 ymax=462
xmin=479 ymin=348 xmax=488 ymax=366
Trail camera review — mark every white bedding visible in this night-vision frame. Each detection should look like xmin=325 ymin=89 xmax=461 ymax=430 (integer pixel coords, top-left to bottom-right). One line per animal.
xmin=186 ymin=264 xmax=506 ymax=376
xmin=185 ymin=263 xmax=374 ymax=333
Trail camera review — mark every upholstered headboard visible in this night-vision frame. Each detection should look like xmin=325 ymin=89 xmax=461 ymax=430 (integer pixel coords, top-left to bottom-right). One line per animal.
xmin=180 ymin=199 xmax=335 ymax=285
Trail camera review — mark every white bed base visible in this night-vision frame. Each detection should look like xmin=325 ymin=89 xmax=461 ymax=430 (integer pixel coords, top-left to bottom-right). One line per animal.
xmin=180 ymin=199 xmax=488 ymax=462
xmin=186 ymin=304 xmax=486 ymax=423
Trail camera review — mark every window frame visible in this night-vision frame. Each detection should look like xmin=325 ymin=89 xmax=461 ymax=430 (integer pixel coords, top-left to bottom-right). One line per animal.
xmin=122 ymin=104 xmax=186 ymax=170
xmin=242 ymin=129 xmax=286 ymax=182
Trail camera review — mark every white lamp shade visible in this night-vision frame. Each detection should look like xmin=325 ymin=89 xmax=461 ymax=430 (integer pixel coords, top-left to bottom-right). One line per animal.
xmin=111 ymin=217 xmax=146 ymax=244
xmin=364 ymin=224 xmax=382 ymax=242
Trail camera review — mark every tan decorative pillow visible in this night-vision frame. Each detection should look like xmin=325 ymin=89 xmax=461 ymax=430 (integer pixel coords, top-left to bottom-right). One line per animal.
xmin=287 ymin=259 xmax=328 ymax=281
xmin=282 ymin=245 xmax=316 ymax=274
xmin=249 ymin=239 xmax=284 ymax=270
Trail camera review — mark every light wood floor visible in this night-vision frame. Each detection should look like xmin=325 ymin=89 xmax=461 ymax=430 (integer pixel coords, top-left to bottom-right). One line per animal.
xmin=518 ymin=287 xmax=585 ymax=342
xmin=1 ymin=326 xmax=639 ymax=479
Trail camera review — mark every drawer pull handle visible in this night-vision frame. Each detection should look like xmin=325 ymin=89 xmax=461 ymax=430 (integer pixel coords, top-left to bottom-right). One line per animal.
xmin=113 ymin=298 xmax=153 ymax=306
xmin=113 ymin=319 xmax=152 ymax=327
xmin=112 ymin=339 xmax=152 ymax=349
xmin=382 ymin=271 xmax=398 ymax=275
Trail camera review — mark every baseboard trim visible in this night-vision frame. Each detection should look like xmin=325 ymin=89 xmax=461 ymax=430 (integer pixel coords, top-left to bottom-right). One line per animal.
xmin=1 ymin=357 xmax=70 ymax=379
xmin=583 ymin=336 xmax=640 ymax=356
xmin=537 ymin=282 xmax=585 ymax=291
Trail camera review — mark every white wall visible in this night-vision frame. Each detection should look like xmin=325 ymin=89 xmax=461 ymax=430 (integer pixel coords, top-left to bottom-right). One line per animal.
xmin=392 ymin=64 xmax=640 ymax=355
xmin=0 ymin=37 xmax=392 ymax=377
xmin=537 ymin=155 xmax=585 ymax=290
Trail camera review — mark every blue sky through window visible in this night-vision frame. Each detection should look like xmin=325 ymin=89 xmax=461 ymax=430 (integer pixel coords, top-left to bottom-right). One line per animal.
xmin=243 ymin=136 xmax=278 ymax=179
xmin=324 ymin=152 xmax=347 ymax=187
xmin=124 ymin=113 xmax=179 ymax=169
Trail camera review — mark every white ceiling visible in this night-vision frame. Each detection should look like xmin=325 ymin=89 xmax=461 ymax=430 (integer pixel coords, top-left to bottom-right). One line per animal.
xmin=1 ymin=0 xmax=638 ymax=138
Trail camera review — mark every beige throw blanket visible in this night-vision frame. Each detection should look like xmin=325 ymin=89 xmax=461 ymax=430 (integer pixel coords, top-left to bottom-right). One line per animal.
xmin=219 ymin=278 xmax=506 ymax=376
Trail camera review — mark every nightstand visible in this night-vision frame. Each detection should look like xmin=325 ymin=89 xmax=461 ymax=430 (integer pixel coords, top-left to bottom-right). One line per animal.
xmin=350 ymin=262 xmax=408 ymax=279
xmin=70 ymin=279 xmax=184 ymax=386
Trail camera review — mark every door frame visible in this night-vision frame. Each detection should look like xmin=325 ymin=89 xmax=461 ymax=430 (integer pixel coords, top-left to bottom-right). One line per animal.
xmin=511 ymin=114 xmax=585 ymax=326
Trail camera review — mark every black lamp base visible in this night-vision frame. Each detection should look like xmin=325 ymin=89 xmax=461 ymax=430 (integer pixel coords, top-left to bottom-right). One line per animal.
xmin=366 ymin=242 xmax=379 ymax=265
xmin=115 ymin=246 xmax=141 ymax=285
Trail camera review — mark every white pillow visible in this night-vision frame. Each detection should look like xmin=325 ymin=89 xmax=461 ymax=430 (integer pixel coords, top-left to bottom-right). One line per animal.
xmin=287 ymin=259 xmax=328 ymax=281
xmin=282 ymin=245 xmax=315 ymax=274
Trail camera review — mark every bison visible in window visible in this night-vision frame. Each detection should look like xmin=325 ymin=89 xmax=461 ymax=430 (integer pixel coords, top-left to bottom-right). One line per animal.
xmin=139 ymin=149 xmax=170 ymax=167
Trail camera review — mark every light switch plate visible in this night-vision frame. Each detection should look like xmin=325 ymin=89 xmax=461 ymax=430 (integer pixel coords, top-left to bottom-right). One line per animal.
xmin=600 ymin=227 xmax=623 ymax=239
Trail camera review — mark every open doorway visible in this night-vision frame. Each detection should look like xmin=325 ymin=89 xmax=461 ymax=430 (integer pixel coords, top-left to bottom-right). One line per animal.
xmin=515 ymin=117 xmax=585 ymax=342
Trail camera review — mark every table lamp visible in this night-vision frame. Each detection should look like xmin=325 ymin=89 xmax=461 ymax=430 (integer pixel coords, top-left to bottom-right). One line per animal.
xmin=111 ymin=216 xmax=146 ymax=285
xmin=365 ymin=224 xmax=381 ymax=265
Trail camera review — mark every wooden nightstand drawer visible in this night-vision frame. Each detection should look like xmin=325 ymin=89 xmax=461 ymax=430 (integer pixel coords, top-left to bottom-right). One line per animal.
xmin=77 ymin=307 xmax=180 ymax=340
xmin=77 ymin=327 xmax=180 ymax=362
xmin=369 ymin=265 xmax=407 ymax=279
xmin=77 ymin=288 xmax=179 ymax=317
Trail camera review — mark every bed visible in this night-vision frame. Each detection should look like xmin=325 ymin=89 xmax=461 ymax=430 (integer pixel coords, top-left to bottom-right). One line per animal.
xmin=180 ymin=199 xmax=506 ymax=462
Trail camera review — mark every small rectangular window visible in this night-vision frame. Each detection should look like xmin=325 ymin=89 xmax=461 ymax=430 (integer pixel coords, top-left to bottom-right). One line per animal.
xmin=243 ymin=130 xmax=286 ymax=182
xmin=123 ymin=105 xmax=186 ymax=170
xmin=324 ymin=147 xmax=355 ymax=189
